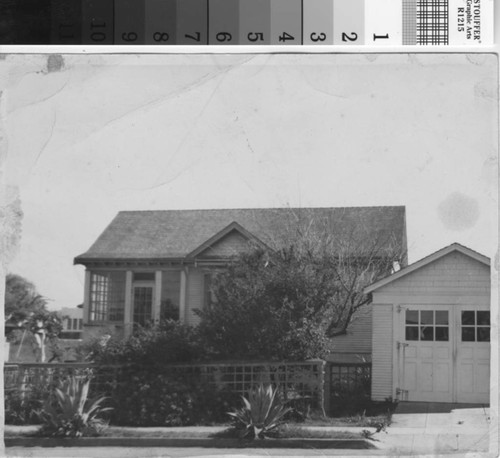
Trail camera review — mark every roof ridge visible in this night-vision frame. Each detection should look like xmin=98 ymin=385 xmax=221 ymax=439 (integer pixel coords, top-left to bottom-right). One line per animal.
xmin=117 ymin=205 xmax=406 ymax=213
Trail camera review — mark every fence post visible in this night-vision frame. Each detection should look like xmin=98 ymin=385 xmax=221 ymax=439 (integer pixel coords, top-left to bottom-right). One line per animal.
xmin=318 ymin=360 xmax=327 ymax=417
xmin=18 ymin=365 xmax=26 ymax=401
xmin=322 ymin=361 xmax=331 ymax=417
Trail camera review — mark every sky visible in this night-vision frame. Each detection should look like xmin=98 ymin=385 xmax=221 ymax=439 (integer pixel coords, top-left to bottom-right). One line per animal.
xmin=2 ymin=52 xmax=498 ymax=311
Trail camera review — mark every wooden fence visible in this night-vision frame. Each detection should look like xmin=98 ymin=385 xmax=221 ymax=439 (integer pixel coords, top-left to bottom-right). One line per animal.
xmin=4 ymin=360 xmax=371 ymax=416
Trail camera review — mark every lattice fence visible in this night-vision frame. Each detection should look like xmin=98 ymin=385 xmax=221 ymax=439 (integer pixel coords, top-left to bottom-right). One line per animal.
xmin=166 ymin=360 xmax=325 ymax=405
xmin=4 ymin=360 xmax=326 ymax=410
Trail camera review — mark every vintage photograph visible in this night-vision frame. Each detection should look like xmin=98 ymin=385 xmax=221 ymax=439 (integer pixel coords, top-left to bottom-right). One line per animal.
xmin=1 ymin=52 xmax=497 ymax=455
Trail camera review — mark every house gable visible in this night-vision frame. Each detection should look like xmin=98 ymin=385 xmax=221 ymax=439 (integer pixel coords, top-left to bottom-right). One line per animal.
xmin=187 ymin=222 xmax=267 ymax=259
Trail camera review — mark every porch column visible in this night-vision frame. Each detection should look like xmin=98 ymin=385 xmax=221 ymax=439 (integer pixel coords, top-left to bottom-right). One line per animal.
xmin=124 ymin=271 xmax=133 ymax=337
xmin=179 ymin=268 xmax=187 ymax=324
xmin=83 ymin=270 xmax=91 ymax=323
xmin=153 ymin=270 xmax=162 ymax=323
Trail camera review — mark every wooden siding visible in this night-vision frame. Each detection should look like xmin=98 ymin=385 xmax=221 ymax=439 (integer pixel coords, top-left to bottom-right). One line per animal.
xmin=329 ymin=306 xmax=372 ymax=361
xmin=199 ymin=230 xmax=250 ymax=258
xmin=185 ymin=268 xmax=204 ymax=326
xmin=376 ymin=251 xmax=490 ymax=298
xmin=371 ymin=304 xmax=394 ymax=401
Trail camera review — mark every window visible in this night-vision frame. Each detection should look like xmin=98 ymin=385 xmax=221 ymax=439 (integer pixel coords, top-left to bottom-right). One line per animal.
xmin=160 ymin=271 xmax=181 ymax=321
xmin=204 ymin=273 xmax=214 ymax=309
xmin=133 ymin=286 xmax=153 ymax=327
xmin=133 ymin=272 xmax=155 ymax=282
xmin=461 ymin=310 xmax=490 ymax=342
xmin=405 ymin=309 xmax=449 ymax=341
xmin=89 ymin=271 xmax=126 ymax=322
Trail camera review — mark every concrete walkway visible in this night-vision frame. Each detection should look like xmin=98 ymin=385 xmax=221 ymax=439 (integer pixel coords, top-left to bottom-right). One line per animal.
xmin=375 ymin=402 xmax=493 ymax=455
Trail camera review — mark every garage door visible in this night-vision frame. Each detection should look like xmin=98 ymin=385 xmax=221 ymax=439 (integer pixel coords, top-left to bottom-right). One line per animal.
xmin=456 ymin=306 xmax=490 ymax=403
xmin=398 ymin=305 xmax=490 ymax=403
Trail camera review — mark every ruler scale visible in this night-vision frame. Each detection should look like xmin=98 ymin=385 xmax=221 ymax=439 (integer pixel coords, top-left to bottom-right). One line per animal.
xmin=0 ymin=0 xmax=493 ymax=46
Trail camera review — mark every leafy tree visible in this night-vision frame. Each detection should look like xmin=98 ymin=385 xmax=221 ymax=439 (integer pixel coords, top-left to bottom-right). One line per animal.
xmin=197 ymin=211 xmax=405 ymax=360
xmin=5 ymin=273 xmax=63 ymax=362
xmin=5 ymin=273 xmax=47 ymax=323
xmin=196 ymin=248 xmax=332 ymax=361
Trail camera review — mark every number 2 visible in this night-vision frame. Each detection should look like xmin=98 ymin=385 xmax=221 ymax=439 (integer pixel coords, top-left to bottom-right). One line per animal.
xmin=341 ymin=32 xmax=358 ymax=42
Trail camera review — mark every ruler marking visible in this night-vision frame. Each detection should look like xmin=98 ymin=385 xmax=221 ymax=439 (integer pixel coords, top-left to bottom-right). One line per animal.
xmin=0 ymin=0 xmax=494 ymax=46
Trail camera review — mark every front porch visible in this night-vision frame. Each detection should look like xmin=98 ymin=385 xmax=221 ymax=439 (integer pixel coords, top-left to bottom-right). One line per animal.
xmin=82 ymin=265 xmax=212 ymax=339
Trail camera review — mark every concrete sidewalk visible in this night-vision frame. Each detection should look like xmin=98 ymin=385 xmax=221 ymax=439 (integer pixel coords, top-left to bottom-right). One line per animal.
xmin=375 ymin=402 xmax=492 ymax=455
xmin=4 ymin=403 xmax=495 ymax=456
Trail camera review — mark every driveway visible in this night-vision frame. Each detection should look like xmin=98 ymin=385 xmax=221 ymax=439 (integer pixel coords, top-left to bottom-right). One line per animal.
xmin=375 ymin=402 xmax=494 ymax=455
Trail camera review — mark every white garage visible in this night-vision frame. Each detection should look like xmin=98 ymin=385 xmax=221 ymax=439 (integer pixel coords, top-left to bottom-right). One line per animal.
xmin=366 ymin=243 xmax=490 ymax=404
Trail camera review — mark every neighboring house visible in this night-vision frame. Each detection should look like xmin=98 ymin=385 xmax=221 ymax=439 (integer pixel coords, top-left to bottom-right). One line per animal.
xmin=74 ymin=206 xmax=407 ymax=343
xmin=59 ymin=306 xmax=84 ymax=340
xmin=366 ymin=243 xmax=490 ymax=404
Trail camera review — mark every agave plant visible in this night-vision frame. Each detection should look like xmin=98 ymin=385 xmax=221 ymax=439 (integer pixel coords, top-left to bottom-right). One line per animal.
xmin=227 ymin=383 xmax=291 ymax=439
xmin=38 ymin=375 xmax=113 ymax=438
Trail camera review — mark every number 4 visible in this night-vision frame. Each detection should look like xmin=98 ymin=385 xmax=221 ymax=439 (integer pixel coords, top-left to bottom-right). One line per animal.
xmin=279 ymin=32 xmax=294 ymax=42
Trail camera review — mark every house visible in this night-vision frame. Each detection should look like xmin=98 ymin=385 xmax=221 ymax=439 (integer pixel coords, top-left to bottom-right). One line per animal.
xmin=365 ymin=243 xmax=491 ymax=404
xmin=59 ymin=306 xmax=84 ymax=340
xmin=74 ymin=206 xmax=407 ymax=343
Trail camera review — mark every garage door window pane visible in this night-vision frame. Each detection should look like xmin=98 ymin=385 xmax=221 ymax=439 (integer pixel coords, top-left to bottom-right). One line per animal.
xmin=406 ymin=326 xmax=419 ymax=341
xmin=421 ymin=326 xmax=433 ymax=341
xmin=406 ymin=310 xmax=418 ymax=325
xmin=435 ymin=327 xmax=449 ymax=341
xmin=435 ymin=311 xmax=448 ymax=325
xmin=421 ymin=311 xmax=434 ymax=325
xmin=462 ymin=327 xmax=475 ymax=342
xmin=477 ymin=311 xmax=490 ymax=326
xmin=477 ymin=327 xmax=490 ymax=342
xmin=462 ymin=311 xmax=475 ymax=325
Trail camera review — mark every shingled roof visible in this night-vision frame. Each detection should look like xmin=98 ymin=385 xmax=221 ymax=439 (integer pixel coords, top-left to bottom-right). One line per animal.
xmin=74 ymin=206 xmax=407 ymax=264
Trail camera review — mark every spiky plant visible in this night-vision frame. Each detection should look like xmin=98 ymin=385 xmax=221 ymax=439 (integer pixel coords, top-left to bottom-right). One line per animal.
xmin=227 ymin=383 xmax=291 ymax=439
xmin=38 ymin=375 xmax=112 ymax=437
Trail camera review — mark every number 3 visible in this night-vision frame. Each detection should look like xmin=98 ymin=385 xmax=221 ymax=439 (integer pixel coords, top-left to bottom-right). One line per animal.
xmin=310 ymin=32 xmax=326 ymax=42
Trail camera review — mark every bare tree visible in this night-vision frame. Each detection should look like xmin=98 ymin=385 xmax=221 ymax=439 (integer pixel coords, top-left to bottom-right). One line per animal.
xmin=260 ymin=207 xmax=406 ymax=337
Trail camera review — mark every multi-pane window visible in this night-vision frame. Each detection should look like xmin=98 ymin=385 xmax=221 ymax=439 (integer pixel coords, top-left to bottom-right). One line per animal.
xmin=461 ymin=310 xmax=490 ymax=342
xmin=89 ymin=271 xmax=126 ymax=322
xmin=405 ymin=309 xmax=449 ymax=341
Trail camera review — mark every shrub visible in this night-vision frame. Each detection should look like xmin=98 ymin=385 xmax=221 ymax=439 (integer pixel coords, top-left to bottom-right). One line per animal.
xmin=78 ymin=320 xmax=202 ymax=365
xmin=5 ymin=369 xmax=58 ymax=425
xmin=37 ymin=375 xmax=112 ymax=437
xmin=5 ymin=388 xmax=45 ymax=425
xmin=105 ymin=367 xmax=239 ymax=426
xmin=227 ymin=384 xmax=291 ymax=439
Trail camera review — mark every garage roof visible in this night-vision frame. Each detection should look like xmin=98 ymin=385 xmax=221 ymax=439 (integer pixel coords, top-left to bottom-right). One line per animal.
xmin=364 ymin=243 xmax=490 ymax=294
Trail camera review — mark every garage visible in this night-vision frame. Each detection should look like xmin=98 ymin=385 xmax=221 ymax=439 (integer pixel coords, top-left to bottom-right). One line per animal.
xmin=366 ymin=243 xmax=490 ymax=404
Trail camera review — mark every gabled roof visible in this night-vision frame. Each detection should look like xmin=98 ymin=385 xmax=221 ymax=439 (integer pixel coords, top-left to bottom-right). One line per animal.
xmin=364 ymin=243 xmax=490 ymax=294
xmin=74 ymin=206 xmax=407 ymax=264
xmin=187 ymin=221 xmax=269 ymax=258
